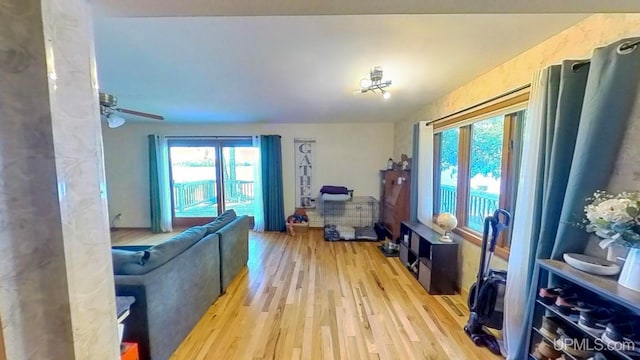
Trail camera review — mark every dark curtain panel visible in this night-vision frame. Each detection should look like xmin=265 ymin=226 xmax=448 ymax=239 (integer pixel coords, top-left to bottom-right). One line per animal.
xmin=510 ymin=38 xmax=640 ymax=359
xmin=148 ymin=135 xmax=162 ymax=233
xmin=260 ymin=135 xmax=285 ymax=231
xmin=410 ymin=123 xmax=420 ymax=221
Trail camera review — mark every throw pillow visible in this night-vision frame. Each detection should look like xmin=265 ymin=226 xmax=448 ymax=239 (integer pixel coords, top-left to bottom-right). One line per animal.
xmin=112 ymin=249 xmax=148 ymax=275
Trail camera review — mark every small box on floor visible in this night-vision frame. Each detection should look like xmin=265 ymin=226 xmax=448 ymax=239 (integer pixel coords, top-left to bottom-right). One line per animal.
xmin=286 ymin=208 xmax=309 ymax=236
xmin=292 ymin=223 xmax=309 ymax=234
xmin=121 ymin=342 xmax=139 ymax=360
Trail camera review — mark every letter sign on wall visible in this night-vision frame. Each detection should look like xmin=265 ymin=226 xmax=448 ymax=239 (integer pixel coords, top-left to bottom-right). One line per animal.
xmin=294 ymin=138 xmax=315 ymax=208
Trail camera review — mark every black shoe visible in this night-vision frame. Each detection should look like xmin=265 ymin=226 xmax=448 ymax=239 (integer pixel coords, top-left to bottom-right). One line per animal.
xmin=601 ymin=320 xmax=640 ymax=355
xmin=578 ymin=307 xmax=614 ymax=336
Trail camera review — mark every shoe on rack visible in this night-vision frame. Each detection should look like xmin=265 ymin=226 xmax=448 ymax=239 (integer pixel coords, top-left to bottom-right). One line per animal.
xmin=539 ymin=317 xmax=562 ymax=341
xmin=578 ymin=307 xmax=614 ymax=336
xmin=601 ymin=320 xmax=640 ymax=355
xmin=532 ymin=340 xmax=562 ymax=360
xmin=554 ymin=294 xmax=580 ymax=316
xmin=555 ymin=327 xmax=594 ymax=359
xmin=538 ymin=287 xmax=568 ymax=305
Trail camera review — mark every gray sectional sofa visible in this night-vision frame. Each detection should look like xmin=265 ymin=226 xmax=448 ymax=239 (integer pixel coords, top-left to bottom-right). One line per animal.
xmin=112 ymin=210 xmax=249 ymax=360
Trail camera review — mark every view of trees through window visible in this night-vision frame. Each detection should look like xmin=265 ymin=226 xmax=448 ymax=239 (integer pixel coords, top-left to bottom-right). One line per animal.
xmin=468 ymin=116 xmax=504 ymax=231
xmin=438 ymin=128 xmax=459 ymax=215
xmin=438 ymin=116 xmax=504 ymax=231
xmin=437 ymin=111 xmax=524 ymax=233
xmin=435 ymin=103 xmax=527 ymax=255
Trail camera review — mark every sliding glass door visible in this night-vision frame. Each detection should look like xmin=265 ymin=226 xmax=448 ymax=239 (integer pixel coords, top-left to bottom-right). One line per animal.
xmin=170 ymin=145 xmax=220 ymax=220
xmin=222 ymin=146 xmax=258 ymax=218
xmin=168 ymin=138 xmax=256 ymax=227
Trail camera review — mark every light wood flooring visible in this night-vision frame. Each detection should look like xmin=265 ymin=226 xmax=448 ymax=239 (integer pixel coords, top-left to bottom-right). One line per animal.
xmin=112 ymin=229 xmax=501 ymax=360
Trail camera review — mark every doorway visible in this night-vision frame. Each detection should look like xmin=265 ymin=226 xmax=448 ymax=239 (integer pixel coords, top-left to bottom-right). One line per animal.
xmin=168 ymin=138 xmax=257 ymax=227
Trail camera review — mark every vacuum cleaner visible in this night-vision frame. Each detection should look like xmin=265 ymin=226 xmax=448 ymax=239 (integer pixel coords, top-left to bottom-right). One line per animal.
xmin=464 ymin=208 xmax=511 ymax=355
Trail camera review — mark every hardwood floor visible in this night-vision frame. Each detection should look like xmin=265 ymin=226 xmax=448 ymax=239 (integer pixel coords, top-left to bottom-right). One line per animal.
xmin=137 ymin=229 xmax=499 ymax=360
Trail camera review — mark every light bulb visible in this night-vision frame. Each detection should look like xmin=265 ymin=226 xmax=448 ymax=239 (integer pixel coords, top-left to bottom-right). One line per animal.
xmin=360 ymin=78 xmax=371 ymax=88
xmin=107 ymin=115 xmax=126 ymax=128
xmin=383 ymin=91 xmax=391 ymax=99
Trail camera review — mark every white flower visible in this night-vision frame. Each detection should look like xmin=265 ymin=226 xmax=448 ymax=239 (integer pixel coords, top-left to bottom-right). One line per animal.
xmin=585 ymin=198 xmax=634 ymax=224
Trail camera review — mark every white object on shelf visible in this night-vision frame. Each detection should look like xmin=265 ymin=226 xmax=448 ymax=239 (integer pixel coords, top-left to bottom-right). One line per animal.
xmin=618 ymin=247 xmax=640 ymax=292
xmin=436 ymin=212 xmax=457 ymax=243
xmin=562 ymin=253 xmax=620 ymax=276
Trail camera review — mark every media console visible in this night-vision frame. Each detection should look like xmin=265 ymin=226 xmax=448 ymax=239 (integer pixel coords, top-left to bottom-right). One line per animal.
xmin=399 ymin=221 xmax=459 ymax=295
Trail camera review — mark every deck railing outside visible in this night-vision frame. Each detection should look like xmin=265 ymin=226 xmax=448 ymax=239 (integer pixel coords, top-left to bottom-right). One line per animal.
xmin=173 ymin=179 xmax=254 ymax=212
xmin=440 ymin=184 xmax=499 ymax=230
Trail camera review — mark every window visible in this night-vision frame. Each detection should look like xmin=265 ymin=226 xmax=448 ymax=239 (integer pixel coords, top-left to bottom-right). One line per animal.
xmin=437 ymin=128 xmax=459 ymax=215
xmin=168 ymin=138 xmax=257 ymax=227
xmin=468 ymin=116 xmax=504 ymax=232
xmin=433 ymin=98 xmax=528 ymax=258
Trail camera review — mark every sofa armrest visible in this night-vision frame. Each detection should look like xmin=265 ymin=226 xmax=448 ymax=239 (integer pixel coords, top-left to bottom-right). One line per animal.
xmin=217 ymin=215 xmax=249 ymax=292
xmin=114 ymin=233 xmax=221 ymax=360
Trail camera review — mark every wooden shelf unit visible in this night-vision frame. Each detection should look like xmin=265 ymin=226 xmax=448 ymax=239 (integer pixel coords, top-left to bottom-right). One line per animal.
xmin=526 ymin=259 xmax=640 ymax=360
xmin=380 ymin=169 xmax=411 ymax=242
xmin=398 ymin=221 xmax=458 ymax=295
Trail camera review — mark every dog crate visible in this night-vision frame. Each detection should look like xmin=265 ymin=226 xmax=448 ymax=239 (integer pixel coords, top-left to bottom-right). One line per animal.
xmin=319 ymin=196 xmax=379 ymax=240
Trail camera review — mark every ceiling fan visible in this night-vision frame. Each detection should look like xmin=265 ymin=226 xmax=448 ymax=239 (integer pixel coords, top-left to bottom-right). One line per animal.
xmin=99 ymin=92 xmax=164 ymax=128
xmin=355 ymin=66 xmax=392 ymax=99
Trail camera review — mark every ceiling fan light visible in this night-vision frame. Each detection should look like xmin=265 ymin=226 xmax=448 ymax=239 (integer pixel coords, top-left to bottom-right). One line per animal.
xmin=107 ymin=115 xmax=126 ymax=128
xmin=383 ymin=91 xmax=391 ymax=99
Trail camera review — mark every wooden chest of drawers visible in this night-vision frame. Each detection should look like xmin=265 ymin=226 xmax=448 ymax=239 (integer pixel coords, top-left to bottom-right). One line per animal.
xmin=380 ymin=169 xmax=411 ymax=242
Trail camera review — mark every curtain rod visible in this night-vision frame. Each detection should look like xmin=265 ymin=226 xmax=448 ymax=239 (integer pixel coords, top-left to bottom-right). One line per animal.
xmin=425 ymin=83 xmax=531 ymax=127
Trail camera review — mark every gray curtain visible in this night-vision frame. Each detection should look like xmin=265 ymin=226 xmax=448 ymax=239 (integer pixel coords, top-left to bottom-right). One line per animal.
xmin=410 ymin=123 xmax=420 ymax=221
xmin=508 ymin=38 xmax=640 ymax=358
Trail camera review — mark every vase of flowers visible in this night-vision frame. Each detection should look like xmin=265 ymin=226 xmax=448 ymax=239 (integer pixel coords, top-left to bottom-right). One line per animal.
xmin=583 ymin=190 xmax=640 ymax=291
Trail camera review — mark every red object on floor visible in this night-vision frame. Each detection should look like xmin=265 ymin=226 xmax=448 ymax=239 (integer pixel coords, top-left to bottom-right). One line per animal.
xmin=121 ymin=342 xmax=139 ymax=360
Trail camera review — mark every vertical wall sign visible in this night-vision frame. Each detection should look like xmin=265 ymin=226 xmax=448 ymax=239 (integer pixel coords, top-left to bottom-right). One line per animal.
xmin=294 ymin=138 xmax=315 ymax=208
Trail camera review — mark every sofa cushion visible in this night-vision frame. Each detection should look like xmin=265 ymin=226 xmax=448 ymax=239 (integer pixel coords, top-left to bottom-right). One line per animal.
xmin=204 ymin=209 xmax=237 ymax=235
xmin=112 ymin=249 xmax=149 ymax=275
xmin=115 ymin=226 xmax=208 ymax=275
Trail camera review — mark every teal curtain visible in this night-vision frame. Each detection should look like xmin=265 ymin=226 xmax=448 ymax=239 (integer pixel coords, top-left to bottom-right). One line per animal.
xmin=409 ymin=123 xmax=420 ymax=221
xmin=507 ymin=38 xmax=640 ymax=359
xmin=260 ymin=135 xmax=285 ymax=231
xmin=148 ymin=135 xmax=162 ymax=233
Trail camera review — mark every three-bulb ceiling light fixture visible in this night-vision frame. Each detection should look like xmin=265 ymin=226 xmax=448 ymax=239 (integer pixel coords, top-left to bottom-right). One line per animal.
xmin=357 ymin=66 xmax=392 ymax=99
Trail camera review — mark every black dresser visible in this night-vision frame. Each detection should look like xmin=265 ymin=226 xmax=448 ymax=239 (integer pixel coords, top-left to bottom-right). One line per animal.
xmin=399 ymin=221 xmax=459 ymax=295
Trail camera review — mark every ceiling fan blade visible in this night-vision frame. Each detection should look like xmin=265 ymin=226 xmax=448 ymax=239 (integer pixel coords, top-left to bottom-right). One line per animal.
xmin=116 ymin=108 xmax=164 ymax=120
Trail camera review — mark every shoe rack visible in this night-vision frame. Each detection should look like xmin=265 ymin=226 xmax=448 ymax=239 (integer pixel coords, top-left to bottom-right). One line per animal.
xmin=527 ymin=259 xmax=640 ymax=360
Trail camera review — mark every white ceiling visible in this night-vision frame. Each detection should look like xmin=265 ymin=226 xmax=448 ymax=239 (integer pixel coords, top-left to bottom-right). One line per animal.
xmin=93 ymin=0 xmax=639 ymax=16
xmin=94 ymin=14 xmax=588 ymax=124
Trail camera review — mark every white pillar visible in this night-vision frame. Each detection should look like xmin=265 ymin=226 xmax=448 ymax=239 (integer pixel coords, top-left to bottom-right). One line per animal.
xmin=0 ymin=0 xmax=120 ymax=359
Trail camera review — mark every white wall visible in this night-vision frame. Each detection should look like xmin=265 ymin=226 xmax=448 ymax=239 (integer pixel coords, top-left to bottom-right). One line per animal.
xmin=103 ymin=122 xmax=394 ymax=227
